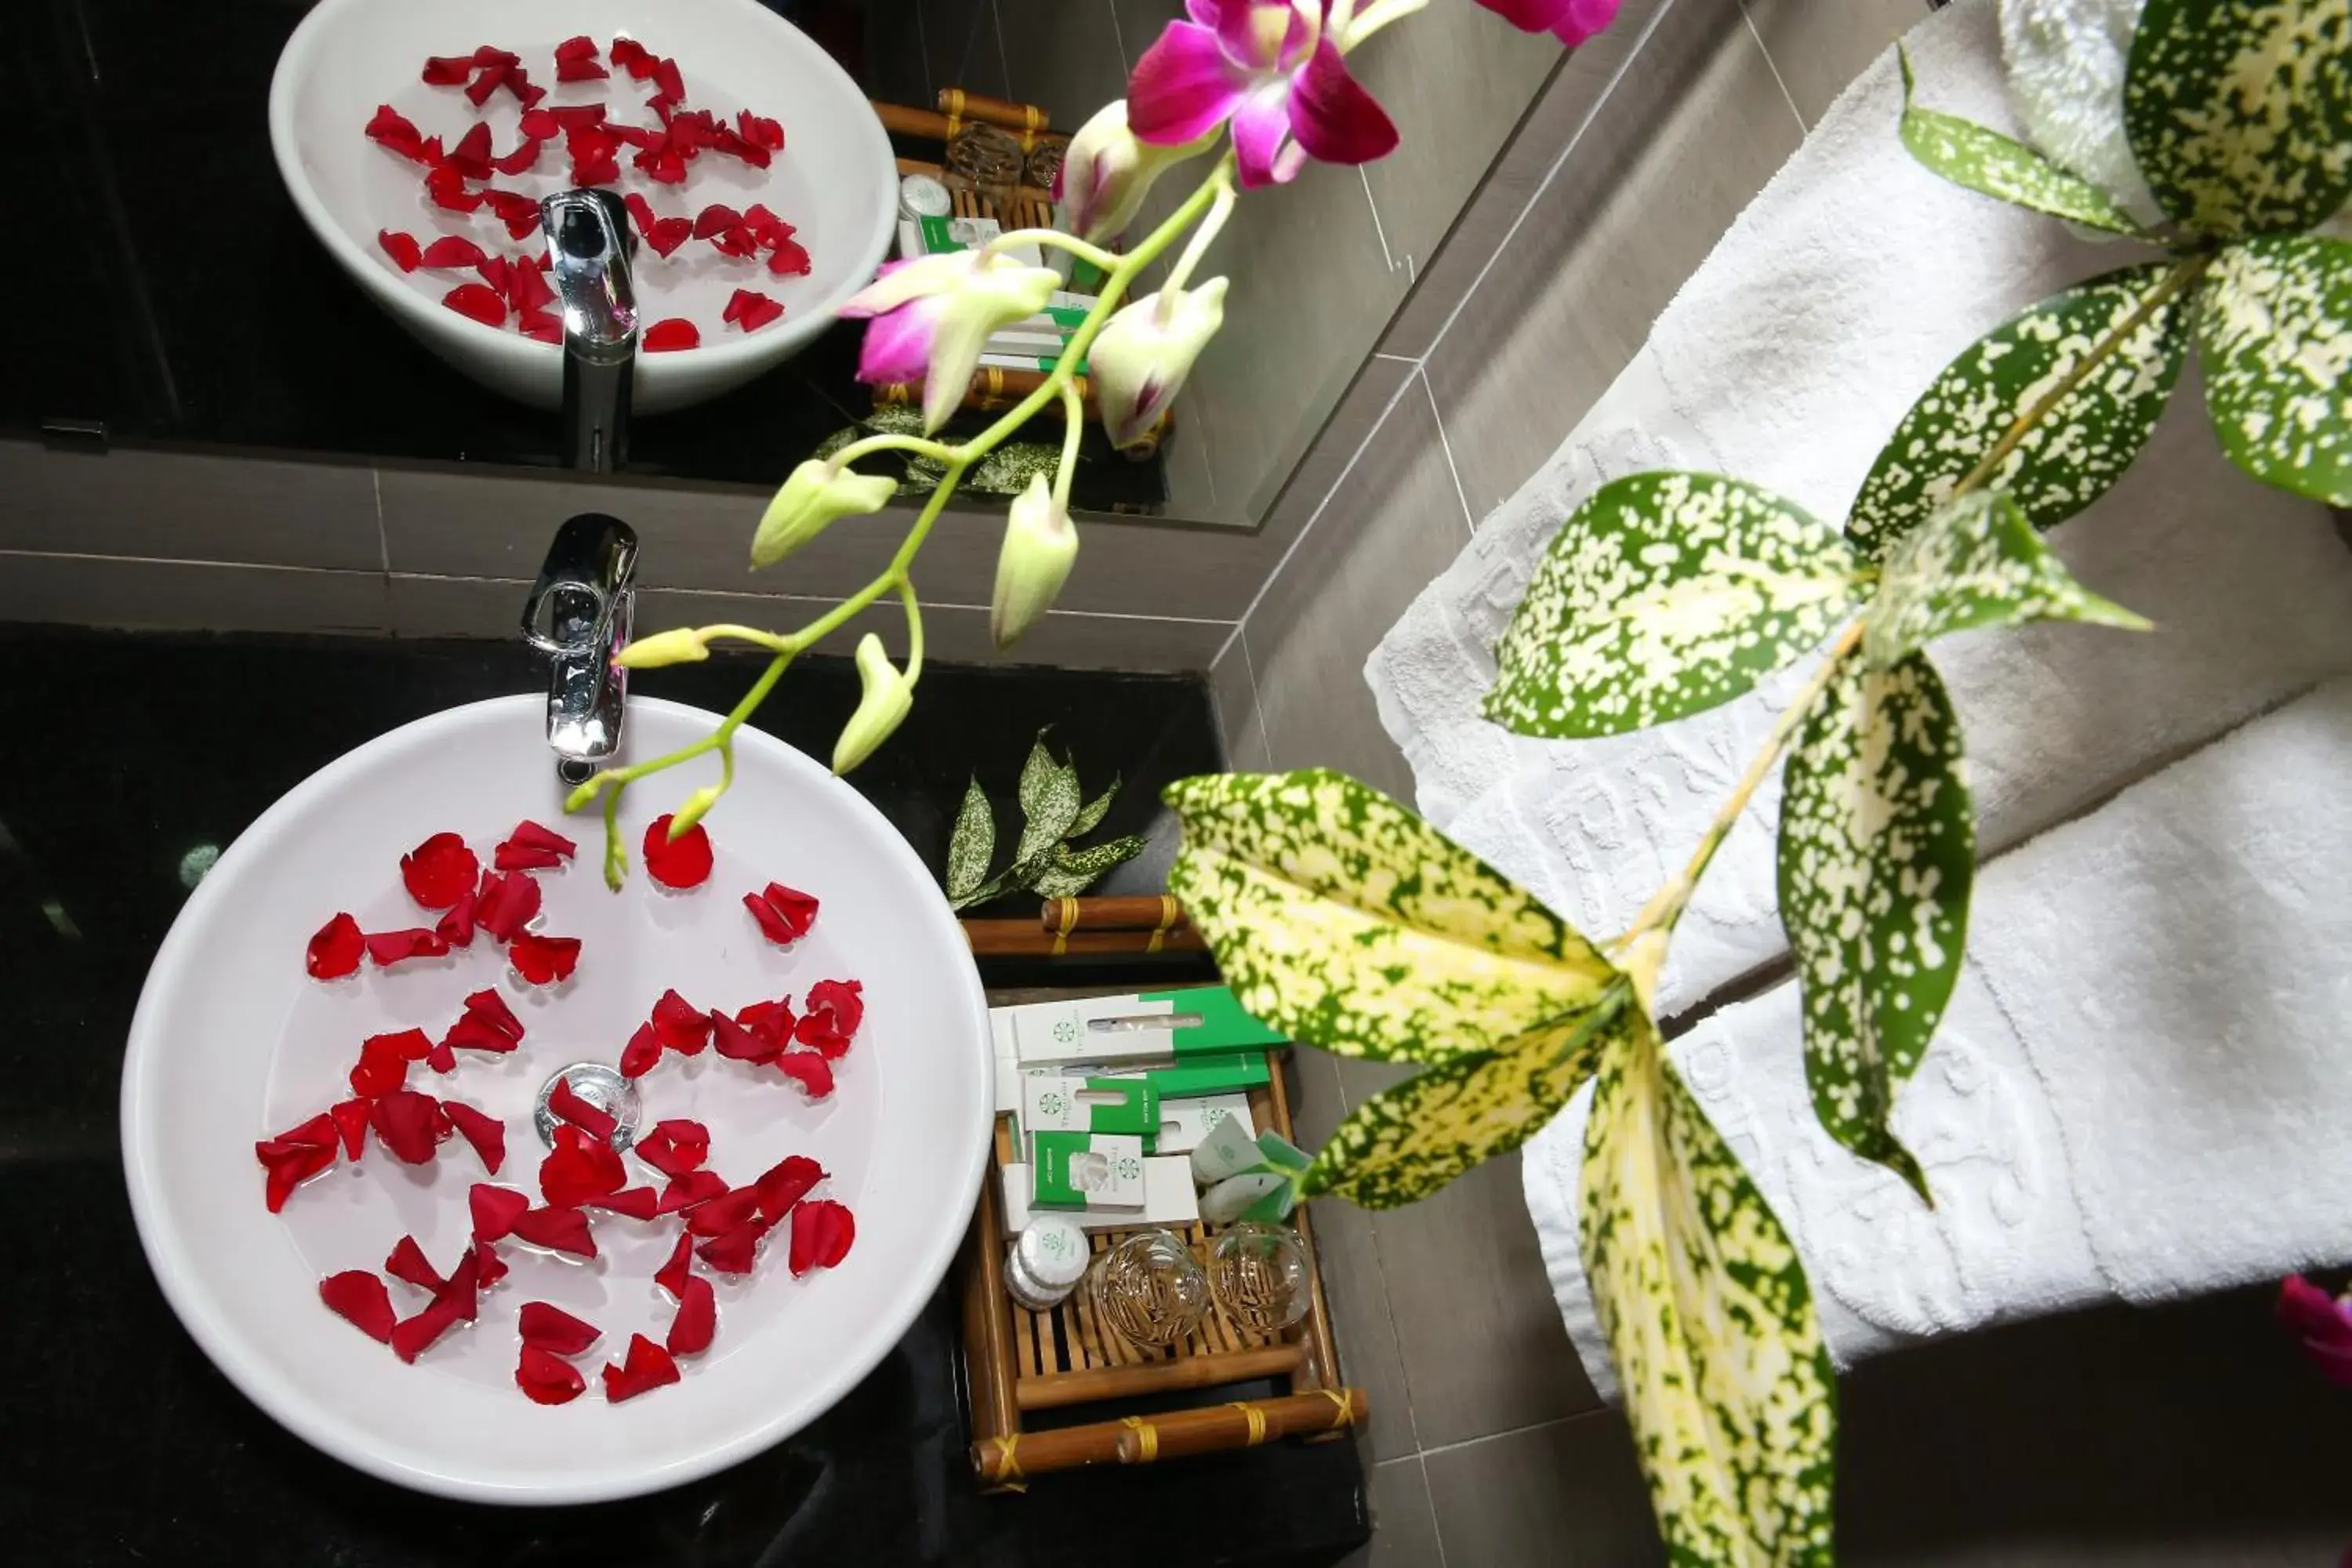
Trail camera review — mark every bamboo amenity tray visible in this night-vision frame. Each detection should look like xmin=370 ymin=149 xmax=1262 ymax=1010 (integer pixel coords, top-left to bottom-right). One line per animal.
xmin=960 ymin=1027 xmax=1366 ymax=1489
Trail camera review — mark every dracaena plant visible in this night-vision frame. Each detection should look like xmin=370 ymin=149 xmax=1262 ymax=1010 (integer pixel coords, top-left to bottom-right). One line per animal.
xmin=1160 ymin=2 xmax=2350 ymax=1562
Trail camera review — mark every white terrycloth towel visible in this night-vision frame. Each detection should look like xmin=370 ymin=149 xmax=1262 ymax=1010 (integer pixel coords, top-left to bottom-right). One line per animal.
xmin=1362 ymin=0 xmax=2352 ymax=1022
xmin=1529 ymin=677 xmax=2352 ymax=1398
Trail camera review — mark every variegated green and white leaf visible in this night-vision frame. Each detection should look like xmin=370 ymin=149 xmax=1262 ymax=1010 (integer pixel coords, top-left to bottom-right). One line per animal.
xmin=967 ymin=441 xmax=1066 ymax=495
xmin=2198 ymin=235 xmax=2352 ymax=505
xmin=1897 ymin=47 xmax=2142 ymax=235
xmin=945 ymin=776 xmax=996 ymax=903
xmin=1864 ymin=492 xmax=2150 ymax=670
xmin=1163 ymin=769 xmax=1621 ymax=1063
xmin=1069 ymin=774 xmax=1120 ymax=838
xmin=1846 ymin=264 xmax=2192 ymax=563
xmin=1486 ymin=473 xmax=1861 ymax=739
xmin=1014 ymin=731 xmax=1083 ymax=866
xmin=1305 ymin=991 xmax=1632 ymax=1207
xmin=2123 ymin=0 xmax=2352 ymax=238
xmin=1030 ymin=834 xmax=1147 ymax=899
xmin=1777 ymin=652 xmax=1973 ymax=1200
xmin=1581 ymin=1017 xmax=1838 ymax=1566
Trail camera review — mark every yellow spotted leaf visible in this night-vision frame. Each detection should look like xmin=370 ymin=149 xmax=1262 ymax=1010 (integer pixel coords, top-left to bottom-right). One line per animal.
xmin=1304 ymin=989 xmax=1632 ymax=1207
xmin=1163 ymin=770 xmax=1620 ymax=1063
xmin=1582 ymin=1018 xmax=1838 ymax=1566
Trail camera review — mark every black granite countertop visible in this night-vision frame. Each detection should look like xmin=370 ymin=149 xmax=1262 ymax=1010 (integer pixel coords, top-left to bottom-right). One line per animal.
xmin=2 ymin=0 xmax=1167 ymax=512
xmin=0 ymin=628 xmax=1366 ymax=1567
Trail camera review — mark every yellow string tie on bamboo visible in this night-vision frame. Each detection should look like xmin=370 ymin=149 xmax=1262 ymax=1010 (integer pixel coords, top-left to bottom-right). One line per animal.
xmin=1147 ymin=895 xmax=1179 ymax=953
xmin=1230 ymin=1401 xmax=1269 ymax=1446
xmin=989 ymin=1433 xmax=1027 ymax=1490
xmin=1051 ymin=898 xmax=1078 ymax=956
xmin=1316 ymin=1388 xmax=1357 ymax=1429
xmin=1120 ymin=1415 xmax=1160 ymax=1463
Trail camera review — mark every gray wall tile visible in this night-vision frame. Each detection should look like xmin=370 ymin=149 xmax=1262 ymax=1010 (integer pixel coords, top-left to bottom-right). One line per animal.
xmin=1207 ymin=633 xmax=1269 ymax=770
xmin=995 ymin=0 xmax=1128 ymax=129
xmin=385 ymin=572 xmax=529 ymax=639
xmin=1354 ymin=1 xmax=1562 ymax=285
xmin=0 ymin=441 xmax=382 ymax=572
xmin=1378 ymin=2 xmax=1667 ymax=359
xmin=0 ymin=551 xmax=388 ymax=634
xmin=1423 ymin=1414 xmax=1664 ymax=1567
xmin=1258 ymin=356 xmax=1421 ymax=539
xmin=1343 ymin=1457 xmax=1446 ymax=1568
xmin=1742 ymin=0 xmax=1928 ymax=127
xmin=920 ymin=0 xmax=1009 ymax=103
xmin=1423 ymin=0 xmax=1806 ymax=517
xmin=1247 ymin=374 xmax=1469 ymax=804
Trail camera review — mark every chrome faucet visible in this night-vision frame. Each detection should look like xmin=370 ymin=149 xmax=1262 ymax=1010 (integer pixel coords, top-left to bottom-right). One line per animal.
xmin=524 ymin=188 xmax=642 ymax=784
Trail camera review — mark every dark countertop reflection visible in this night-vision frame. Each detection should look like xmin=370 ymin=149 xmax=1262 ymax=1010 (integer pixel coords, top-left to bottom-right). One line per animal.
xmin=0 ymin=627 xmax=1366 ymax=1567
xmin=0 ymin=0 xmax=1167 ymax=512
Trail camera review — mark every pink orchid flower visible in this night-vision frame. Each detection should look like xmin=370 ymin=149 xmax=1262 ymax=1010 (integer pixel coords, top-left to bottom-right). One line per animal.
xmin=1128 ymin=1 xmax=1399 ymax=189
xmin=2279 ymin=1275 xmax=2352 ymax=1389
xmin=1476 ymin=0 xmax=1621 ymax=45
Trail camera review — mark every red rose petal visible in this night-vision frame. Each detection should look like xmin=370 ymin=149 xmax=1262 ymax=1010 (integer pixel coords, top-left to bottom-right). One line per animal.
xmin=685 ymin=1185 xmax=763 ymax=1238
xmin=666 ymin=1273 xmax=717 ymax=1356
xmin=443 ymin=122 xmax=494 ymax=180
xmin=377 ymin=229 xmax=424 ymax=273
xmin=371 ymin=1091 xmax=446 ymax=1163
xmin=425 ymin=163 xmax=485 ymax=212
xmin=710 ymin=1008 xmax=779 ymax=1064
xmin=470 ymin=1182 xmax=531 ymax=1243
xmin=320 ymin=1271 xmax=396 ymax=1342
xmin=435 ymin=890 xmax=477 ymax=949
xmin=441 ymin=283 xmax=508 ymax=328
xmin=691 ymin=203 xmax=742 ymax=241
xmin=518 ymin=107 xmax=561 ymax=141
xmin=619 ymin=1021 xmax=662 ymax=1080
xmin=482 ymin=188 xmax=540 ymax=238
xmin=642 ymin=815 xmax=713 ymax=887
xmin=741 ymin=884 xmax=812 ymax=948
xmin=365 ymin=103 xmax=426 ymax=158
xmin=797 ymin=978 xmax=862 ymax=1056
xmin=557 ymin=55 xmax=609 ymax=82
xmin=646 ymin=216 xmax=693 ymax=258
xmin=256 ymin=1113 xmax=338 ymax=1211
xmin=593 ymin=1185 xmax=662 ymax=1221
xmin=328 ymin=1098 xmax=372 ymax=1161
xmin=510 ymin=68 xmax=547 ymax=107
xmin=554 ymin=34 xmax=599 ymax=62
xmin=739 ymin=110 xmax=784 ymax=150
xmin=426 ymin=1037 xmax=457 ymax=1075
xmin=521 ymin=310 xmax=564 ymax=345
xmin=572 ymin=151 xmax=622 ymax=186
xmin=611 ymin=37 xmax=654 ymax=77
xmin=726 ymin=290 xmax=784 ymax=332
xmin=384 ymin=1234 xmax=445 ymax=1292
xmin=767 ymin=238 xmax=813 ymax=277
xmin=710 ymin=223 xmax=758 ymax=259
xmin=622 ymin=191 xmax=657 ymax=236
xmin=635 ymin=1119 xmax=710 ymax=1178
xmin=510 ymin=1205 xmax=597 ymax=1258
xmin=349 ymin=1033 xmax=414 ymax=1098
xmin=422 ymin=55 xmax=474 ymax=85
xmin=655 ymin=1231 xmax=695 ymax=1298
xmin=754 ymin=1155 xmax=826 ymax=1223
xmin=442 ymin=1014 xmax=517 ymax=1057
xmin=789 ymin=1200 xmax=856 ymax=1276
xmin=517 ymin=1344 xmax=586 ymax=1405
xmin=642 ymin=318 xmax=699 ymax=353
xmin=389 ymin=1027 xmax=437 ymax=1062
xmin=365 ymin=927 xmax=448 ymax=967
xmin=735 ymin=998 xmax=794 ymax=1046
xmin=437 ymin=1248 xmax=482 ymax=1323
xmin=477 ymin=252 xmax=513 ymax=299
xmin=463 ymin=987 xmax=525 ymax=1043
xmin=504 ymin=820 xmax=577 ymax=859
xmin=550 ymin=103 xmax=609 ymax=130
xmin=695 ymin=1221 xmax=769 ymax=1276
xmin=417 ymin=236 xmax=490 ymax=272
xmin=307 ymin=912 xmax=365 ymax=978
xmin=548 ymin=1076 xmax=619 ymax=1142
xmin=474 ymin=1238 xmax=510 ymax=1288
xmin=539 ymin=1124 xmax=626 ymax=1207
xmin=444 ymin=1102 xmax=506 ymax=1174
xmin=509 ymin=932 xmax=581 ymax=985
xmin=645 ymin=989 xmax=711 ymax=1056
xmin=775 ymin=1051 xmax=834 ymax=1098
xmin=602 ymin=1333 xmax=682 ymax=1403
xmin=465 ymin=60 xmax=510 ymax=107
xmin=494 ymin=843 xmax=562 ymax=871
xmin=658 ymin=1169 xmax=730 ymax=1214
xmin=475 ymin=869 xmax=543 ymax=943
xmin=518 ymin=1300 xmax=602 ymax=1355
xmin=506 ymin=260 xmax=554 ymax=314
xmin=390 ymin=1292 xmax=463 ymax=1363
xmin=652 ymin=56 xmax=686 ymax=102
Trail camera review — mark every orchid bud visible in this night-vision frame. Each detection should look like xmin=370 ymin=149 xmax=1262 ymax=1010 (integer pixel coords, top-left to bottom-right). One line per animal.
xmin=840 ymin=253 xmax=1062 ymax=434
xmin=832 ymin=633 xmax=914 ymax=775
xmin=667 ymin=784 xmax=724 ymax=837
xmin=616 ymin=626 xmax=711 ymax=669
xmin=1056 ymin=100 xmax=1218 ymax=242
xmin=1089 ymin=277 xmax=1228 ymax=452
xmin=752 ymin=459 xmax=898 ymax=568
xmin=990 ymin=474 xmax=1080 ymax=652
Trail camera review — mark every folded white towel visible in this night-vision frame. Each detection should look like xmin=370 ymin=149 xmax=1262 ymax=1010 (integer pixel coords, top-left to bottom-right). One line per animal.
xmin=1529 ymin=677 xmax=2352 ymax=1397
xmin=1363 ymin=0 xmax=2352 ymax=1020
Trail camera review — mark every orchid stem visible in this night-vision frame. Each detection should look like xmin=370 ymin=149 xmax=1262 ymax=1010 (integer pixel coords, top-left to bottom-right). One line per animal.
xmin=1160 ymin=173 xmax=1235 ymax=307
xmin=898 ymin=578 xmax=926 ymax=681
xmin=1051 ymin=379 xmax=1084 ymax=510
xmin=989 ymin=229 xmax=1120 ymax=270
xmin=832 ymin=432 xmax=958 ymax=469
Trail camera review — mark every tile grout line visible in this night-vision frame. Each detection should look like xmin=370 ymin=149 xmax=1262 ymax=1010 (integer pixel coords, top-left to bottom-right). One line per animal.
xmin=1236 ymin=626 xmax=1276 ymax=767
xmin=1416 ymin=1410 xmax=1599 ymax=1461
xmin=1327 ymin=1052 xmax=1430 ymax=1456
xmin=1207 ymin=365 xmax=1424 ymax=669
xmin=1104 ymin=0 xmax=1131 ymax=75
xmin=989 ymin=0 xmax=1013 ymax=97
xmin=1360 ymin=165 xmax=1400 ymax=275
xmin=1417 ymin=0 xmax=1678 ymax=365
xmin=370 ymin=468 xmax=390 ymax=576
xmin=1737 ymin=0 xmax=1812 ymax=136
xmin=1419 ymin=1451 xmax=1453 ymax=1568
xmin=1371 ymin=350 xmax=1422 ymax=365
xmin=912 ymin=0 xmax=932 ymax=102
xmin=1419 ymin=366 xmax=1477 ymax=537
